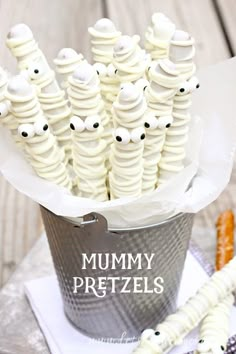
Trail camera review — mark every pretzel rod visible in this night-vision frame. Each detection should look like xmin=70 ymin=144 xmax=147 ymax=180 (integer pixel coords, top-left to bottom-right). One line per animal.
xmin=133 ymin=257 xmax=236 ymax=354
xmin=216 ymin=210 xmax=235 ymax=271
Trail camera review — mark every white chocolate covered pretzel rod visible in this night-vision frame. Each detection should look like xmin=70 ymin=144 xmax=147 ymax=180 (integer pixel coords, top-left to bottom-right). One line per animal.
xmin=89 ymin=18 xmax=121 ymax=119
xmin=113 ymin=35 xmax=148 ymax=85
xmin=133 ymin=257 xmax=236 ymax=354
xmin=0 ymin=68 xmax=20 ymax=145
xmin=54 ymin=48 xmax=84 ymax=89
xmin=109 ymin=83 xmax=146 ymax=199
xmin=68 ymin=63 xmax=108 ymax=201
xmin=145 ymin=13 xmax=175 ymax=61
xmin=195 ymin=295 xmax=234 ymax=354
xmin=6 ymin=24 xmax=72 ymax=162
xmin=143 ymin=59 xmax=182 ymax=192
xmin=5 ymin=75 xmax=71 ymax=189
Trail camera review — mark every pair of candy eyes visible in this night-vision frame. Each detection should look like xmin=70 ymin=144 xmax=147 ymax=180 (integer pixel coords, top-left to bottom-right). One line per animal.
xmin=198 ymin=339 xmax=225 ymax=352
xmin=93 ymin=63 xmax=117 ymax=78
xmin=178 ymin=77 xmax=200 ymax=95
xmin=18 ymin=120 xmax=49 ymax=139
xmin=70 ymin=115 xmax=101 ymax=132
xmin=114 ymin=127 xmax=146 ymax=144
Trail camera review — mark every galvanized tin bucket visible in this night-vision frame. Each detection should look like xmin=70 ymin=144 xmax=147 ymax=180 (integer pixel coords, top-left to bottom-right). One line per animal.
xmin=40 ymin=207 xmax=194 ymax=342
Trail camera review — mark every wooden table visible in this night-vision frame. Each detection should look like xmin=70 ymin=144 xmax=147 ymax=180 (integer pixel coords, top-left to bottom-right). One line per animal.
xmin=0 ymin=0 xmax=235 ymax=352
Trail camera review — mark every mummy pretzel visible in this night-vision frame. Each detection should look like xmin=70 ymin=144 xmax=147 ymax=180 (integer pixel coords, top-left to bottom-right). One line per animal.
xmin=109 ymin=83 xmax=146 ymax=199
xmin=0 ymin=67 xmax=20 ymax=144
xmin=88 ymin=18 xmax=121 ymax=119
xmin=142 ymin=59 xmax=182 ymax=192
xmin=67 ymin=63 xmax=108 ymax=201
xmin=6 ymin=24 xmax=72 ymax=162
xmin=5 ymin=75 xmax=71 ymax=189
xmin=145 ymin=13 xmax=176 ymax=61
xmin=158 ymin=75 xmax=200 ymax=184
xmin=54 ymin=48 xmax=84 ymax=89
xmin=194 ymin=210 xmax=235 ymax=354
xmin=195 ymin=295 xmax=234 ymax=354
xmin=113 ymin=35 xmax=148 ymax=85
xmin=133 ymin=257 xmax=236 ymax=354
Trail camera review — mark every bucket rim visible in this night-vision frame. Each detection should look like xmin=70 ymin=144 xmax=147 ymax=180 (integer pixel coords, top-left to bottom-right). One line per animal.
xmin=40 ymin=205 xmax=192 ymax=232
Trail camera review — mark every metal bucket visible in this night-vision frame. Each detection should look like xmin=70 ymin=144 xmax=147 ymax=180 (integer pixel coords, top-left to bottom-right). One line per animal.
xmin=40 ymin=206 xmax=194 ymax=342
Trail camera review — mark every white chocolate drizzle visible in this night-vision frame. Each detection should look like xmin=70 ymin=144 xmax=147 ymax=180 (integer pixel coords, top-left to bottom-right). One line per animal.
xmin=133 ymin=257 xmax=236 ymax=354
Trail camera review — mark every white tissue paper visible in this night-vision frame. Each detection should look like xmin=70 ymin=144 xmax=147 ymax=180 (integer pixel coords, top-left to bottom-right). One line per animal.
xmin=0 ymin=58 xmax=236 ymax=229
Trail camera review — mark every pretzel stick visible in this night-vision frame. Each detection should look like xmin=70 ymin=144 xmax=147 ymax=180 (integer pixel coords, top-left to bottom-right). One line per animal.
xmin=216 ymin=210 xmax=234 ymax=271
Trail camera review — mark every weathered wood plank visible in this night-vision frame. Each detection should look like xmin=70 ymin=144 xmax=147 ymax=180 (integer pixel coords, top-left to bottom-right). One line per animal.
xmin=106 ymin=0 xmax=230 ymax=67
xmin=215 ymin=0 xmax=236 ymax=55
xmin=0 ymin=0 xmax=104 ymax=287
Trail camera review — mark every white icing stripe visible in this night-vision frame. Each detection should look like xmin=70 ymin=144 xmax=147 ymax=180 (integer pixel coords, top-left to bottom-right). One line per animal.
xmin=133 ymin=258 xmax=236 ymax=354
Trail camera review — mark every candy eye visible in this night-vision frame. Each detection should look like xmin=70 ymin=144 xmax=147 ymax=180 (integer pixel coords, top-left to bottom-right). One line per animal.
xmin=131 ymin=127 xmax=146 ymax=143
xmin=18 ymin=124 xmax=35 ymax=139
xmin=34 ymin=118 xmax=49 ymax=135
xmin=188 ymin=76 xmax=200 ymax=92
xmin=157 ymin=115 xmax=173 ymax=129
xmin=28 ymin=63 xmax=44 ymax=80
xmin=0 ymin=102 xmax=9 ymax=118
xmin=85 ymin=115 xmax=101 ymax=131
xmin=155 ymin=331 xmax=160 ymax=336
xmin=144 ymin=114 xmax=159 ymax=129
xmin=178 ymin=81 xmax=191 ymax=95
xmin=107 ymin=63 xmax=117 ymax=77
xmin=70 ymin=116 xmax=85 ymax=132
xmin=114 ymin=127 xmax=130 ymax=144
xmin=199 ymin=340 xmax=204 ymax=344
xmin=93 ymin=63 xmax=107 ymax=78
xmin=221 ymin=346 xmax=225 ymax=351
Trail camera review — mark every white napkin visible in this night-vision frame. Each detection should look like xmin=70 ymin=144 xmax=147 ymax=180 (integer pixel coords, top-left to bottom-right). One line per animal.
xmin=24 ymin=251 xmax=236 ymax=354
